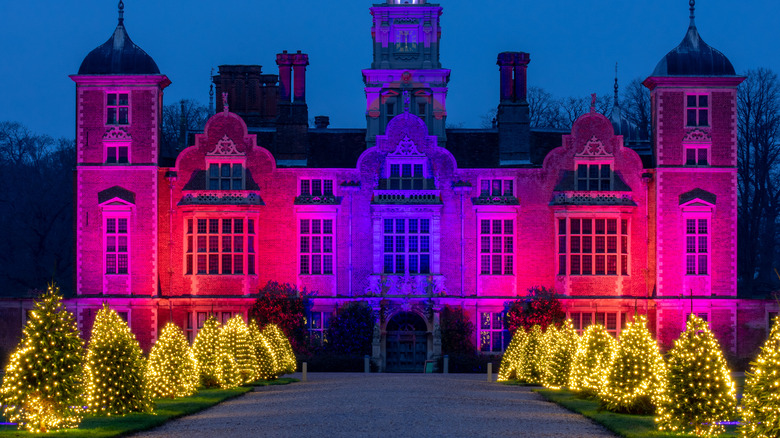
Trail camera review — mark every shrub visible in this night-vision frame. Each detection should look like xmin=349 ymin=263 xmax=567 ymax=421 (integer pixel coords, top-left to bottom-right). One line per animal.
xmin=600 ymin=315 xmax=666 ymax=414
xmin=0 ymin=284 xmax=84 ymax=432
xmin=569 ymin=323 xmax=616 ymax=396
xmin=83 ymin=303 xmax=151 ymax=415
xmin=250 ymin=323 xmax=279 ymax=380
xmin=656 ymin=314 xmax=736 ymax=437
xmin=740 ymin=314 xmax=780 ymax=438
xmin=262 ymin=324 xmax=297 ymax=375
xmin=440 ymin=305 xmax=476 ymax=355
xmin=542 ymin=319 xmax=579 ymax=389
xmin=505 ymin=286 xmax=565 ymax=333
xmin=218 ymin=316 xmax=258 ymax=384
xmin=498 ymin=329 xmax=526 ymax=381
xmin=326 ymin=301 xmax=375 ymax=356
xmin=248 ymin=281 xmax=310 ymax=354
xmin=192 ymin=315 xmax=221 ymax=388
xmin=145 ymin=323 xmax=198 ymax=399
xmin=517 ymin=325 xmax=545 ymax=384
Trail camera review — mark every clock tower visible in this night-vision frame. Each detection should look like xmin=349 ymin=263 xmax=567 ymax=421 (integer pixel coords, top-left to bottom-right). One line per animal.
xmin=363 ymin=0 xmax=450 ymax=147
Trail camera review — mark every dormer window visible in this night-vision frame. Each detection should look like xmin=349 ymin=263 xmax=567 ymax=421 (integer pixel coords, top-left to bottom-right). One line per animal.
xmin=107 ymin=93 xmax=129 ymax=125
xmin=301 ymin=179 xmax=334 ymax=197
xmin=480 ymin=179 xmax=514 ymax=197
xmin=686 ymin=94 xmax=709 ymax=127
xmin=389 ymin=163 xmax=424 ymax=190
xmin=576 ymin=163 xmax=611 ymax=191
xmin=208 ymin=163 xmax=244 ymax=190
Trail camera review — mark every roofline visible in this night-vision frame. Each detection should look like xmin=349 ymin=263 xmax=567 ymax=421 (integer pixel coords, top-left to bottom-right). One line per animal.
xmin=69 ymin=74 xmax=171 ymax=88
xmin=642 ymin=75 xmax=744 ymax=90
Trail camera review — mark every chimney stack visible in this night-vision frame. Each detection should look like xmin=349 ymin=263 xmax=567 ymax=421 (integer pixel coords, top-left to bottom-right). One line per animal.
xmin=496 ymin=51 xmax=531 ymax=165
xmin=315 ymin=116 xmax=330 ymax=129
xmin=276 ymin=51 xmax=293 ymax=102
xmin=274 ymin=51 xmax=310 ymax=165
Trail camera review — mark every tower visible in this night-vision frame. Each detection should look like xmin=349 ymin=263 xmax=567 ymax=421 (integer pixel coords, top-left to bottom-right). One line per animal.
xmin=70 ymin=1 xmax=169 ymax=339
xmin=363 ymin=0 xmax=450 ymax=147
xmin=643 ymin=1 xmax=743 ymax=349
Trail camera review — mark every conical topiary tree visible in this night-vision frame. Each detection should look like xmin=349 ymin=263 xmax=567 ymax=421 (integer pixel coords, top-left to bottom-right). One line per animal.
xmin=250 ymin=322 xmax=280 ymax=380
xmin=219 ymin=315 xmax=258 ymax=384
xmin=740 ymin=314 xmax=780 ymax=438
xmin=83 ymin=303 xmax=151 ymax=415
xmin=0 ymin=284 xmax=84 ymax=432
xmin=539 ymin=324 xmax=560 ymax=387
xmin=192 ymin=315 xmax=221 ymax=388
xmin=498 ymin=329 xmax=527 ymax=382
xmin=262 ymin=323 xmax=296 ymax=375
xmin=517 ymin=325 xmax=545 ymax=384
xmin=569 ymin=323 xmax=616 ymax=397
xmin=215 ymin=351 xmax=242 ymax=389
xmin=600 ymin=315 xmax=667 ymax=414
xmin=145 ymin=323 xmax=198 ymax=399
xmin=656 ymin=314 xmax=736 ymax=437
xmin=543 ymin=319 xmax=579 ymax=389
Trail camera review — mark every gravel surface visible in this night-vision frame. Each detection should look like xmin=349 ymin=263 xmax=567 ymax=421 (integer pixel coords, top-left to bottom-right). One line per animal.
xmin=131 ymin=373 xmax=616 ymax=438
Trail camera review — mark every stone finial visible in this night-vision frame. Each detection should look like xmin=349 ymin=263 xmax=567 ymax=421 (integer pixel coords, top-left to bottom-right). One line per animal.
xmin=118 ymin=0 xmax=124 ymax=24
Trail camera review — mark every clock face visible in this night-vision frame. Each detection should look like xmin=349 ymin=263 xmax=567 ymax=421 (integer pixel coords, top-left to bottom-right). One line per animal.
xmin=395 ymin=29 xmax=418 ymax=53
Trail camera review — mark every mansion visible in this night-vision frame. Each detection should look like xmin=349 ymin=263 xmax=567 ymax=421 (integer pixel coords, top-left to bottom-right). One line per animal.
xmin=38 ymin=0 xmax=776 ymax=371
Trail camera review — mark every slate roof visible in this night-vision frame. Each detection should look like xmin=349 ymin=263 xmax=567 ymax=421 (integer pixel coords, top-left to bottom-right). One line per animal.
xmin=651 ymin=21 xmax=735 ymax=77
xmin=78 ymin=19 xmax=160 ymax=75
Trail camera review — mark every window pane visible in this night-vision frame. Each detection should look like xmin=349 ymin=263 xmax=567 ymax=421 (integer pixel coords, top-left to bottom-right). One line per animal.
xmin=687 ymin=95 xmax=697 ymax=107
xmin=699 ymin=95 xmax=708 ymax=107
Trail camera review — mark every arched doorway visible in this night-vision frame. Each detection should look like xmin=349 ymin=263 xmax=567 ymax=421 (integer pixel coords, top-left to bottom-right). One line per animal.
xmin=385 ymin=312 xmax=428 ymax=372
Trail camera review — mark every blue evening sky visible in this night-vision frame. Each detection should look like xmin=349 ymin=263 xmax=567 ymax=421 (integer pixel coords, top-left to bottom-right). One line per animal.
xmin=0 ymin=0 xmax=777 ymax=139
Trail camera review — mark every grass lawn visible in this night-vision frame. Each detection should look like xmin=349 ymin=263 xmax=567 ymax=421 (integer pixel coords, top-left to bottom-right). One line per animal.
xmin=0 ymin=378 xmax=296 ymax=438
xmin=534 ymin=388 xmax=738 ymax=438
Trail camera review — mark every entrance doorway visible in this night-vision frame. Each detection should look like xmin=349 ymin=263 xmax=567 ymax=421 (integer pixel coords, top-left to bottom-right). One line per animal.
xmin=385 ymin=312 xmax=428 ymax=372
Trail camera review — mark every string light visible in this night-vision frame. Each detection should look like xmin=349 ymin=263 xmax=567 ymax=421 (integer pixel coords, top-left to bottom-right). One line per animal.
xmin=600 ymin=315 xmax=667 ymax=414
xmin=262 ymin=323 xmax=297 ymax=376
xmin=542 ymin=319 xmax=579 ymax=390
xmin=739 ymin=314 xmax=780 ymax=437
xmin=498 ymin=329 xmax=527 ymax=382
xmin=655 ymin=314 xmax=736 ymax=437
xmin=192 ymin=315 xmax=221 ymax=388
xmin=218 ymin=316 xmax=259 ymax=384
xmin=517 ymin=325 xmax=545 ymax=384
xmin=0 ymin=284 xmax=83 ymax=432
xmin=569 ymin=323 xmax=617 ymax=396
xmin=145 ymin=323 xmax=198 ymax=399
xmin=83 ymin=303 xmax=151 ymax=415
xmin=251 ymin=322 xmax=280 ymax=380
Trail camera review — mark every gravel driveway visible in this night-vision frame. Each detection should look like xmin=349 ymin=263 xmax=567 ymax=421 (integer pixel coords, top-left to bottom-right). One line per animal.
xmin=131 ymin=373 xmax=616 ymax=438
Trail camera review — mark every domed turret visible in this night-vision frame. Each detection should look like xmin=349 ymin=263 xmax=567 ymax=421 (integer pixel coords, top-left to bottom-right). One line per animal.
xmin=651 ymin=0 xmax=735 ymax=77
xmin=78 ymin=1 xmax=160 ymax=75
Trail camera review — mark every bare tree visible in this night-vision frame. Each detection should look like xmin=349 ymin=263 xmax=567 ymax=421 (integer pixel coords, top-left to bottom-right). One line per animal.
xmin=622 ymin=78 xmax=652 ymax=140
xmin=527 ymin=86 xmax=562 ymax=129
xmin=738 ymin=68 xmax=780 ymax=293
xmin=161 ymin=99 xmax=209 ymax=156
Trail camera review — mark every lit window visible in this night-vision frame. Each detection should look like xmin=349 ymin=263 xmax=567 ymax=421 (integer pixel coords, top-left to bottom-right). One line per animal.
xmin=479 ymin=219 xmax=514 ymax=275
xmin=479 ymin=179 xmax=514 ymax=197
xmin=686 ymin=94 xmax=709 ymax=127
xmin=388 ymin=163 xmax=425 ymax=190
xmin=300 ymin=219 xmax=334 ymax=275
xmin=576 ymin=164 xmax=611 ymax=191
xmin=685 ymin=218 xmax=709 ymax=275
xmin=106 ymin=93 xmax=129 ymax=125
xmin=105 ymin=217 xmax=129 ymax=274
xmin=300 ymin=179 xmax=334 ymax=196
xmin=479 ymin=312 xmax=509 ymax=352
xmin=208 ymin=163 xmax=244 ymax=190
xmin=308 ymin=311 xmax=330 ymax=346
xmin=186 ymin=217 xmax=256 ymax=275
xmin=560 ymin=218 xmax=628 ymax=276
xmin=383 ymin=218 xmax=430 ymax=274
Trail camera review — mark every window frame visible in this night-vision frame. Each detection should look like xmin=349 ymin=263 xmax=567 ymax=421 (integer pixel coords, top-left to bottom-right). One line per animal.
xmin=299 ymin=216 xmax=335 ymax=275
xmin=557 ymin=216 xmax=629 ymax=277
xmin=575 ymin=161 xmax=613 ymax=191
xmin=299 ymin=178 xmax=335 ymax=197
xmin=569 ymin=311 xmax=627 ymax=338
xmin=382 ymin=217 xmax=432 ymax=275
xmin=685 ymin=93 xmax=710 ymax=128
xmin=478 ymin=178 xmax=515 ymax=197
xmin=478 ymin=311 xmax=510 ymax=353
xmin=478 ymin=214 xmax=515 ymax=276
xmin=385 ymin=158 xmax=428 ymax=190
xmin=185 ymin=216 xmax=257 ymax=276
xmin=206 ymin=160 xmax=246 ymax=191
xmin=106 ymin=91 xmax=130 ymax=126
xmin=684 ymin=215 xmax=710 ymax=276
xmin=103 ymin=206 xmax=132 ymax=276
xmin=308 ymin=310 xmax=331 ymax=346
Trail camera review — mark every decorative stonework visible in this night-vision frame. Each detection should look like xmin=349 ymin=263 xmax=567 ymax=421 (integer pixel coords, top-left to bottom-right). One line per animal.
xmin=103 ymin=127 xmax=131 ymax=140
xmin=388 ymin=135 xmax=425 ymax=157
xmin=207 ymin=135 xmax=243 ymax=156
xmin=178 ymin=192 xmax=263 ymax=206
xmin=576 ymin=135 xmax=611 ymax=157
xmin=471 ymin=195 xmax=519 ymax=205
xmin=683 ymin=128 xmax=712 ymax=143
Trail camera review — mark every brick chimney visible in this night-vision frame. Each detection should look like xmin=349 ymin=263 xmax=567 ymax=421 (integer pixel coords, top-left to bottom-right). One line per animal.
xmin=274 ymin=50 xmax=310 ymax=165
xmin=496 ymin=52 xmax=531 ymax=165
